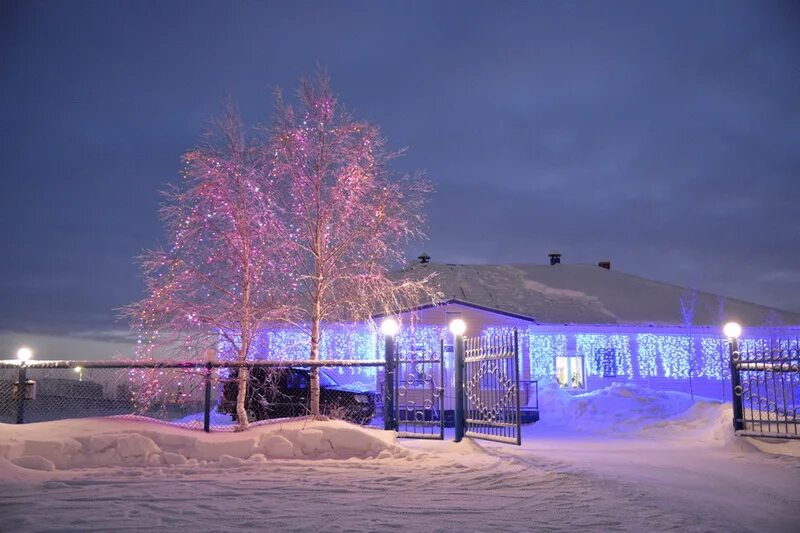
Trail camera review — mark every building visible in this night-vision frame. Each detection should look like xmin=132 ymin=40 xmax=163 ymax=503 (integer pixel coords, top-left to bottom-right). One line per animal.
xmin=382 ymin=254 xmax=800 ymax=400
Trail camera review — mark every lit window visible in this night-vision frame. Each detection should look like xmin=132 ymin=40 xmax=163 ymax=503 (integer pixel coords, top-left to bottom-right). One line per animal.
xmin=556 ymin=354 xmax=585 ymax=389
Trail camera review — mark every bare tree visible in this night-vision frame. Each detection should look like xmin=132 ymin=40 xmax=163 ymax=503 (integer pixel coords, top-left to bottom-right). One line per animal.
xmin=267 ymin=72 xmax=437 ymax=417
xmin=762 ymin=308 xmax=784 ymax=340
xmin=125 ymin=107 xmax=293 ymax=430
xmin=680 ymin=288 xmax=698 ymax=400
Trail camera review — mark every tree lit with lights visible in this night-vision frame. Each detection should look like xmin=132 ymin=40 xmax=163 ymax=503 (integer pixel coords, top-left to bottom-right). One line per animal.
xmin=125 ymin=105 xmax=293 ymax=430
xmin=127 ymin=73 xmax=438 ymax=424
xmin=267 ymin=72 xmax=438 ymax=417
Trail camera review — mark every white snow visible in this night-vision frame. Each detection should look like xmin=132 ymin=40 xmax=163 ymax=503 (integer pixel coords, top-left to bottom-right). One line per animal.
xmin=1 ymin=384 xmax=799 ymax=532
xmin=536 ymin=379 xmax=699 ymax=434
xmin=0 ymin=418 xmax=399 ymax=471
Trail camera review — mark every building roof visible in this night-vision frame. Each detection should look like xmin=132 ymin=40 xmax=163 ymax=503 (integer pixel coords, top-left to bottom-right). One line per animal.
xmin=391 ymin=262 xmax=800 ymax=327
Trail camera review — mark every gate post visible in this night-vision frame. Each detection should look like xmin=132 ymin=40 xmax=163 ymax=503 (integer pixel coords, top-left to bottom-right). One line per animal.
xmin=203 ymin=361 xmax=213 ymax=433
xmin=450 ymin=319 xmax=466 ymax=443
xmin=16 ymin=363 xmax=27 ymax=424
xmin=724 ymin=322 xmax=744 ymax=431
xmin=381 ymin=319 xmax=399 ymax=431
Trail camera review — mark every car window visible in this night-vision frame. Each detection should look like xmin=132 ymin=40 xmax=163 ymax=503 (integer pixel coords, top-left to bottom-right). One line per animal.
xmin=318 ymin=370 xmax=338 ymax=387
xmin=286 ymin=371 xmax=309 ymax=390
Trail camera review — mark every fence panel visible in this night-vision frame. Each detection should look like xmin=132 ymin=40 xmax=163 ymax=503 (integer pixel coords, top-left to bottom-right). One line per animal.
xmin=0 ymin=360 xmax=384 ymax=432
xmin=732 ymin=337 xmax=799 ymax=439
xmin=463 ymin=330 xmax=522 ymax=445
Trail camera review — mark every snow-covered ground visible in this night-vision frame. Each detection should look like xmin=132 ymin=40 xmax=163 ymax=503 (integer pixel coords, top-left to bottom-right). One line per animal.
xmin=1 ymin=384 xmax=799 ymax=532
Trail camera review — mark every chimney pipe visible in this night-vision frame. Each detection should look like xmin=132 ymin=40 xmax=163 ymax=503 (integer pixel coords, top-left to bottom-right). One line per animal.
xmin=598 ymin=261 xmax=611 ymax=270
xmin=418 ymin=253 xmax=431 ymax=264
xmin=548 ymin=251 xmax=561 ymax=266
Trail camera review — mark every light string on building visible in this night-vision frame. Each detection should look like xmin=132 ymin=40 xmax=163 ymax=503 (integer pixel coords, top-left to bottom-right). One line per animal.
xmin=575 ymin=334 xmax=633 ymax=378
xmin=529 ymin=332 xmax=566 ymax=378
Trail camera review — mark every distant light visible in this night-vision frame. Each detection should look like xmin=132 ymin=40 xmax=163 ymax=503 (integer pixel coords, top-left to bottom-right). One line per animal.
xmin=723 ymin=322 xmax=742 ymax=339
xmin=449 ymin=318 xmax=467 ymax=336
xmin=74 ymin=366 xmax=82 ymax=373
xmin=380 ymin=318 xmax=399 ymax=336
xmin=16 ymin=347 xmax=33 ymax=362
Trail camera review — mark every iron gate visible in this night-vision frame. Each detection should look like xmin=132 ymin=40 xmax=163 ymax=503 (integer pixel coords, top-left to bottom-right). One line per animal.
xmin=462 ymin=330 xmax=521 ymax=445
xmin=731 ymin=336 xmax=799 ymax=439
xmin=394 ymin=338 xmax=445 ymax=439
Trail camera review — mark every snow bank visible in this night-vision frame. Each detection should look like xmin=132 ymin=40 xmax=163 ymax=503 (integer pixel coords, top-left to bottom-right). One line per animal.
xmin=0 ymin=417 xmax=408 ymax=474
xmin=536 ymin=379 xmax=727 ymax=438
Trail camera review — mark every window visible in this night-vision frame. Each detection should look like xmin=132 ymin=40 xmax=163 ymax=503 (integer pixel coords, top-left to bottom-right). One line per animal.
xmin=594 ymin=348 xmax=618 ymax=377
xmin=556 ymin=354 xmax=585 ymax=389
xmin=287 ymin=369 xmax=338 ymax=389
xmin=318 ymin=370 xmax=338 ymax=388
xmin=286 ymin=371 xmax=308 ymax=390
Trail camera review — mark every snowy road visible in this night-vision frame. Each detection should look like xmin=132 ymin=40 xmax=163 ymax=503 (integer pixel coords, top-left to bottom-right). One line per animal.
xmin=2 ymin=430 xmax=799 ymax=532
xmin=0 ymin=444 xmax=741 ymax=532
xmin=2 ymin=388 xmax=799 ymax=532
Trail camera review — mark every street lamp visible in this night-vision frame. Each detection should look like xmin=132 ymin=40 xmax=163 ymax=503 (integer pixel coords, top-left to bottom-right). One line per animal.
xmin=16 ymin=347 xmax=33 ymax=363
xmin=380 ymin=318 xmax=399 ymax=431
xmin=723 ymin=322 xmax=742 ymax=339
xmin=380 ymin=318 xmax=399 ymax=337
xmin=74 ymin=366 xmax=83 ymax=381
xmin=449 ymin=318 xmax=467 ymax=442
xmin=449 ymin=318 xmax=466 ymax=336
xmin=723 ymin=321 xmax=745 ymax=431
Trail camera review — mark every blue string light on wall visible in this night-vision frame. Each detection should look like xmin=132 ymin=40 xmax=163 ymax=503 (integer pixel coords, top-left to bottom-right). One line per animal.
xmin=636 ymin=334 xmax=692 ymax=378
xmin=699 ymin=337 xmax=728 ymax=380
xmin=529 ymin=333 xmax=566 ymax=378
xmin=575 ymin=334 xmax=633 ymax=378
xmin=247 ymin=325 xmax=380 ymax=380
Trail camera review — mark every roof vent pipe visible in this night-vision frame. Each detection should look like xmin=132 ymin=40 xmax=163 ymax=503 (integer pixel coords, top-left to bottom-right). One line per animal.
xmin=548 ymin=251 xmax=561 ymax=266
xmin=598 ymin=261 xmax=611 ymax=270
xmin=418 ymin=253 xmax=431 ymax=264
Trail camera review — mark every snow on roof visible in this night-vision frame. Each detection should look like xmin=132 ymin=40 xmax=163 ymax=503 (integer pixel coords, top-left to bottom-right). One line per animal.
xmin=392 ymin=262 xmax=800 ymax=327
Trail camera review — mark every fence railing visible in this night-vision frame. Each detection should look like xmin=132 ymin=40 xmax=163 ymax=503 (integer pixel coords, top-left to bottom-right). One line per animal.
xmin=0 ymin=359 xmax=385 ymax=432
xmin=729 ymin=336 xmax=799 ymax=439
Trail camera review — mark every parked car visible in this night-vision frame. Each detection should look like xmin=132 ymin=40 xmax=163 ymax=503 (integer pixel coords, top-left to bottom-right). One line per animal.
xmin=219 ymin=367 xmax=377 ymax=425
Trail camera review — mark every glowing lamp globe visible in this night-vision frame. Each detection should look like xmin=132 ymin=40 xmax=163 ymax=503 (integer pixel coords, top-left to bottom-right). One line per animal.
xmin=74 ymin=366 xmax=82 ymax=374
xmin=380 ymin=318 xmax=399 ymax=336
xmin=723 ymin=322 xmax=742 ymax=339
xmin=449 ymin=318 xmax=467 ymax=336
xmin=16 ymin=347 xmax=33 ymax=362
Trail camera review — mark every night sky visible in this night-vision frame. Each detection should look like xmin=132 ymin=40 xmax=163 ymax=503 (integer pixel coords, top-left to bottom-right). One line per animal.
xmin=2 ymin=1 xmax=799 ymax=335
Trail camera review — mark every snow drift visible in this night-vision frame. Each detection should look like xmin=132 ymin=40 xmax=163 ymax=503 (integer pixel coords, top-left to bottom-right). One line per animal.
xmin=535 ymin=379 xmax=732 ymax=441
xmin=0 ymin=418 xmax=409 ymax=473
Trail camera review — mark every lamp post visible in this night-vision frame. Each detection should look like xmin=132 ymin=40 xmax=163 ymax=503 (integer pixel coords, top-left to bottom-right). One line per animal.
xmin=16 ymin=347 xmax=32 ymax=363
xmin=450 ymin=319 xmax=466 ymax=442
xmin=15 ymin=347 xmax=32 ymax=424
xmin=724 ymin=322 xmax=744 ymax=431
xmin=381 ymin=318 xmax=399 ymax=431
xmin=74 ymin=366 xmax=83 ymax=382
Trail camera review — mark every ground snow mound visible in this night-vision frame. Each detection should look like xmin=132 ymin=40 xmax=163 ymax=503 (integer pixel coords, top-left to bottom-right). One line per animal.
xmin=0 ymin=418 xmax=403 ymax=473
xmin=641 ymin=400 xmax=734 ymax=444
xmin=537 ymin=380 xmax=727 ymax=438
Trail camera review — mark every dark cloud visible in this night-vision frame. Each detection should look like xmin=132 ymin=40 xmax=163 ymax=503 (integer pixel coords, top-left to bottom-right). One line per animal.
xmin=1 ymin=0 xmax=798 ymax=333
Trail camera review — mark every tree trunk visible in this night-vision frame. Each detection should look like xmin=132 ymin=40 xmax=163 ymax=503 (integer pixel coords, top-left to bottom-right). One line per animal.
xmin=235 ymin=340 xmax=251 ymax=431
xmin=309 ymin=316 xmax=321 ymax=417
xmin=235 ymin=366 xmax=250 ymax=430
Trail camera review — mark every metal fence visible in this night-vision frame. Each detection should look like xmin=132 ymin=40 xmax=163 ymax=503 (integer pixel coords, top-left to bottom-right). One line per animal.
xmin=463 ymin=331 xmax=522 ymax=445
xmin=0 ymin=360 xmax=385 ymax=432
xmin=730 ymin=337 xmax=799 ymax=439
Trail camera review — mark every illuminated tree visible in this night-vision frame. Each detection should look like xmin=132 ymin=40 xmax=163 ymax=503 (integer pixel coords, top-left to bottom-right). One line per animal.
xmin=268 ymin=73 xmax=437 ymax=417
xmin=125 ymin=106 xmax=292 ymax=430
xmin=680 ymin=288 xmax=698 ymax=399
xmin=762 ymin=308 xmax=784 ymax=339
